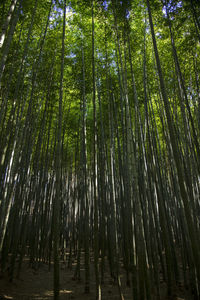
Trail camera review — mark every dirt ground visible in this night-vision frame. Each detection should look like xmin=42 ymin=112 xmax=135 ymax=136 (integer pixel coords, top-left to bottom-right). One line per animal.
xmin=0 ymin=255 xmax=132 ymax=300
xmin=0 ymin=256 xmax=191 ymax=300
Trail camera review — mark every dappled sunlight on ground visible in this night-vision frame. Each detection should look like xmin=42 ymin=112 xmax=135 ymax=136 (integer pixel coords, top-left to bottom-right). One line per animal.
xmin=0 ymin=256 xmax=191 ymax=299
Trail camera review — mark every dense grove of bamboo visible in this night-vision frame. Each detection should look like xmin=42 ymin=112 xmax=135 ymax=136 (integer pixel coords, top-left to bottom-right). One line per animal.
xmin=0 ymin=0 xmax=200 ymax=299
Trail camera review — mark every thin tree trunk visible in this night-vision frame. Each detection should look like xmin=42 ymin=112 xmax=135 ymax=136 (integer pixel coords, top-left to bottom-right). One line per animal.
xmin=53 ymin=0 xmax=66 ymax=298
xmin=92 ymin=1 xmax=100 ymax=299
xmin=0 ymin=0 xmax=22 ymax=82
xmin=146 ymin=0 xmax=200 ymax=295
xmin=0 ymin=0 xmax=18 ymax=48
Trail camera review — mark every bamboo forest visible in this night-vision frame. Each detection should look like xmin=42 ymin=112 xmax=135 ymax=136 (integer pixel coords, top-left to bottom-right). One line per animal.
xmin=0 ymin=0 xmax=200 ymax=299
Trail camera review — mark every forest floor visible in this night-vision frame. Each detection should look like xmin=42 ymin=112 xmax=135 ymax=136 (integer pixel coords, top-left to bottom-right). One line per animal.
xmin=0 ymin=253 xmax=191 ymax=300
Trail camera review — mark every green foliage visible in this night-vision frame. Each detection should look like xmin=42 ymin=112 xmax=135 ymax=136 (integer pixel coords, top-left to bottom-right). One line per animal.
xmin=0 ymin=0 xmax=199 ymax=167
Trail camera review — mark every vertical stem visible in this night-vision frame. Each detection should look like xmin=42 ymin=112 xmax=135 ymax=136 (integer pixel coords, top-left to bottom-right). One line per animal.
xmin=53 ymin=1 xmax=66 ymax=299
xmin=92 ymin=1 xmax=100 ymax=299
xmin=146 ymin=0 xmax=200 ymax=293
